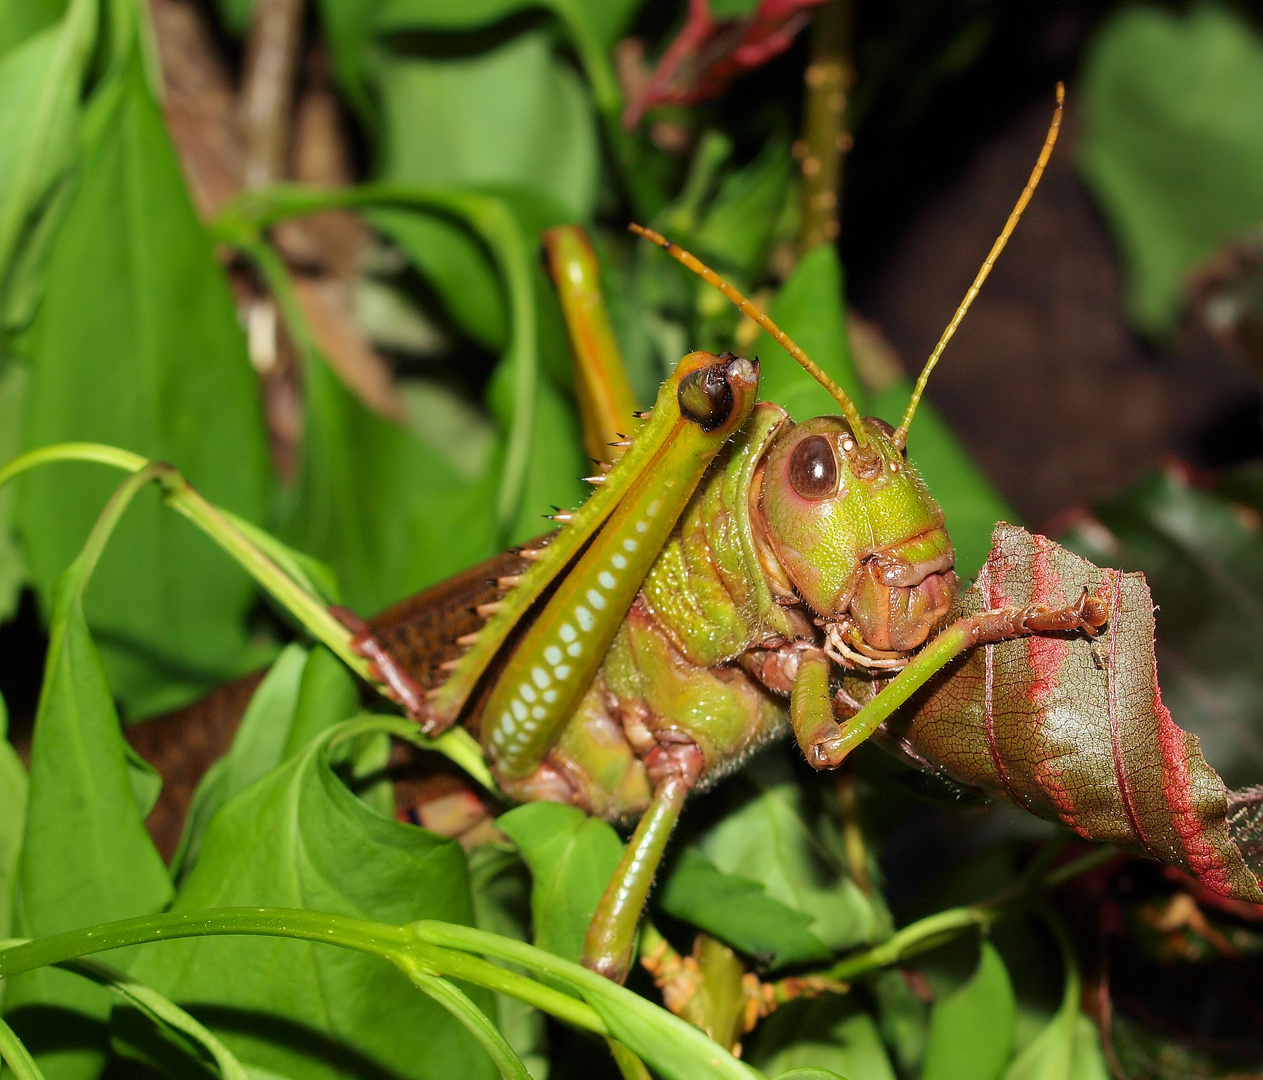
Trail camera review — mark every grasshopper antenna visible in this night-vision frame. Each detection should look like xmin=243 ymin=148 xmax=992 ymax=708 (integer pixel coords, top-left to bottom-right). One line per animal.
xmin=629 ymin=222 xmax=871 ymax=445
xmin=893 ymin=82 xmax=1065 ymax=451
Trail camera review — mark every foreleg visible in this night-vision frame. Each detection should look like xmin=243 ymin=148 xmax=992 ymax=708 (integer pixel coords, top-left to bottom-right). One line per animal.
xmin=800 ymin=588 xmax=1109 ymax=770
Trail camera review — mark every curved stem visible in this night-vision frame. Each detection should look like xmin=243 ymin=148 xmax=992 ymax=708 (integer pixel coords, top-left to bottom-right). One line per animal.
xmin=822 ymin=844 xmax=1116 ymax=982
xmin=0 ymin=909 xmax=604 ymax=1038
xmin=400 ymin=966 xmax=533 ymax=1080
xmin=0 ymin=1016 xmax=45 ymax=1080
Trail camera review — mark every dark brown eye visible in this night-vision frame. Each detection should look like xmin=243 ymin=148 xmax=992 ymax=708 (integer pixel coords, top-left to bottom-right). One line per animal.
xmin=788 ymin=435 xmax=838 ymax=499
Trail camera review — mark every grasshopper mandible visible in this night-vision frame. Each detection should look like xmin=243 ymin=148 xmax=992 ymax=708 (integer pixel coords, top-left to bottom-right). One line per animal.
xmin=351 ymin=85 xmax=1101 ymax=983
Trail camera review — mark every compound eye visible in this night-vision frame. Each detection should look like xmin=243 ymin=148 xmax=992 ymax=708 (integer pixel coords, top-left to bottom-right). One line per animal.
xmin=788 ymin=435 xmax=838 ymax=499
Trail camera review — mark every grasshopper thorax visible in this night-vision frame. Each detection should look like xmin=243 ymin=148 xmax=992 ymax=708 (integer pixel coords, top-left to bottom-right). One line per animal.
xmin=757 ymin=415 xmax=957 ymax=655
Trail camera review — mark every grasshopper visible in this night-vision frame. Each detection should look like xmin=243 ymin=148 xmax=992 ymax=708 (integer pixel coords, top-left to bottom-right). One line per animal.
xmin=349 ymin=85 xmax=1105 ymax=983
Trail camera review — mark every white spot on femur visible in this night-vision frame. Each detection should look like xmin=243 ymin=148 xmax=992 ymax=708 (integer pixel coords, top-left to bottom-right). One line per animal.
xmin=598 ymin=571 xmax=616 ymax=590
xmin=542 ymin=688 xmax=557 ymax=703
xmin=532 ymin=667 xmax=551 ymax=689
xmin=586 ymin=589 xmax=607 ymax=611
xmin=647 ymin=499 xmax=662 ymax=517
xmin=635 ymin=521 xmax=648 ymax=534
xmin=520 ymin=683 xmax=537 ymax=703
xmin=559 ymin=623 xmax=576 ymax=642
xmin=544 ymin=645 xmax=563 ymax=665
xmin=555 ymin=663 xmax=571 ymax=679
xmin=511 ymin=700 xmax=527 ymax=721
xmin=531 ymin=705 xmax=546 ymax=719
xmin=576 ymin=606 xmax=594 ymax=631
xmin=611 ymin=553 xmax=627 ymax=570
xmin=499 ymin=712 xmax=513 ymax=731
xmin=624 ymin=538 xmax=639 ymax=552
xmin=566 ymin=642 xmax=582 ymax=657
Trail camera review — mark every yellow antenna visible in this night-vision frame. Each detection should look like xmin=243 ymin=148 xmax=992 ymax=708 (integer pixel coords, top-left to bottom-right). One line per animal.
xmin=629 ymin=222 xmax=871 ymax=445
xmin=893 ymin=82 xmax=1065 ymax=450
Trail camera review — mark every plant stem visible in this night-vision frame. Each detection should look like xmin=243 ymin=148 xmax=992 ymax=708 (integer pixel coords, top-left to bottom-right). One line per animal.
xmin=0 ymin=1016 xmax=45 ymax=1080
xmin=0 ymin=909 xmax=408 ymax=978
xmin=822 ymin=843 xmax=1118 ymax=982
xmin=797 ymin=0 xmax=854 ymax=254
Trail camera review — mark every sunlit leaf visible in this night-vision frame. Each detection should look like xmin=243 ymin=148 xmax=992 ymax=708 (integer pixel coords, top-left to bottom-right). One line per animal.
xmin=0 ymin=692 xmax=25 ymax=953
xmin=0 ymin=363 xmax=27 ymax=619
xmin=676 ymin=750 xmax=888 ymax=966
xmin=657 ymin=847 xmax=829 ymax=968
xmin=921 ymin=942 xmax=1016 ymax=1080
xmin=0 ymin=0 xmax=92 ymax=282
xmin=132 ymin=718 xmax=496 ymax=1080
xmin=17 ymin=44 xmax=272 ymax=717
xmin=374 ymin=30 xmax=599 ymax=219
xmin=170 ymin=644 xmax=309 ymax=884
xmin=750 ymin=998 xmax=896 ymax=1080
xmin=497 ymin=801 xmax=623 ymax=963
xmin=7 ymin=472 xmax=174 ymax=1080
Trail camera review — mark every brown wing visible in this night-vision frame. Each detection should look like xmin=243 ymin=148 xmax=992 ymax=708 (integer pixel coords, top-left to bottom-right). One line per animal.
xmin=366 ymin=547 xmax=532 ymax=697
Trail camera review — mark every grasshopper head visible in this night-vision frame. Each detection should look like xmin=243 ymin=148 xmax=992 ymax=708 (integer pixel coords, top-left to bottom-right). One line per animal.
xmin=758 ymin=416 xmax=956 ymax=653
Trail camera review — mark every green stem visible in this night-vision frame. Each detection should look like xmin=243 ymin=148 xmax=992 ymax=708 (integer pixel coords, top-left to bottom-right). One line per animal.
xmin=0 ymin=443 xmax=493 ymax=784
xmin=0 ymin=909 xmax=407 ymax=979
xmin=0 ymin=1016 xmax=45 ymax=1080
xmin=400 ymin=966 xmax=533 ymax=1080
xmin=0 ymin=909 xmax=603 ymax=1038
xmin=822 ymin=844 xmax=1118 ymax=983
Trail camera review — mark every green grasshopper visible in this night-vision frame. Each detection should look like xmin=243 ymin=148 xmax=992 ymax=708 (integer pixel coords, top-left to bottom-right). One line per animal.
xmin=350 ymin=86 xmax=1105 ymax=983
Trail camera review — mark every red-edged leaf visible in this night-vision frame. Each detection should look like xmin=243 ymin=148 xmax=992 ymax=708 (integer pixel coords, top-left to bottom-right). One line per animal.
xmin=870 ymin=523 xmax=1263 ymax=904
xmin=624 ymin=0 xmax=828 ymax=127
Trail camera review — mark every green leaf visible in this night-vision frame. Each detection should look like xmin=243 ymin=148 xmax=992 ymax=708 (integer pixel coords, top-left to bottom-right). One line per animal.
xmin=1079 ymin=6 xmax=1263 ymax=335
xmin=17 ymin=44 xmax=272 ymax=718
xmin=367 ymin=207 xmax=508 ymax=352
xmin=285 ymin=350 xmax=501 ymax=613
xmin=6 ymin=470 xmax=174 ymax=1080
xmin=0 ymin=0 xmax=94 ymax=285
xmin=374 ymin=0 xmax=639 ymax=49
xmin=657 ymin=848 xmax=829 ymax=968
xmin=680 ymin=750 xmax=888 ymax=967
xmin=170 ymin=644 xmax=309 ymax=882
xmin=0 ymin=363 xmax=27 ymax=620
xmin=497 ymin=801 xmax=623 ymax=963
xmin=752 ymin=245 xmax=868 ymax=422
xmin=871 ymin=380 xmax=1015 ymax=581
xmin=284 ymin=645 xmax=360 ymax=759
xmin=1003 ymin=1012 xmax=1108 ymax=1080
xmin=772 ymin=1071 xmax=850 ymax=1080
xmin=374 ymin=30 xmax=599 ymax=219
xmin=749 ymin=998 xmax=895 ymax=1080
xmin=693 ymin=134 xmax=794 ymax=279
xmin=1002 ymin=917 xmax=1107 ymax=1080
xmin=132 ymin=718 xmax=496 ymax=1080
xmin=0 ymin=692 xmax=26 ymax=950
xmin=921 ymin=942 xmax=1016 ymax=1080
